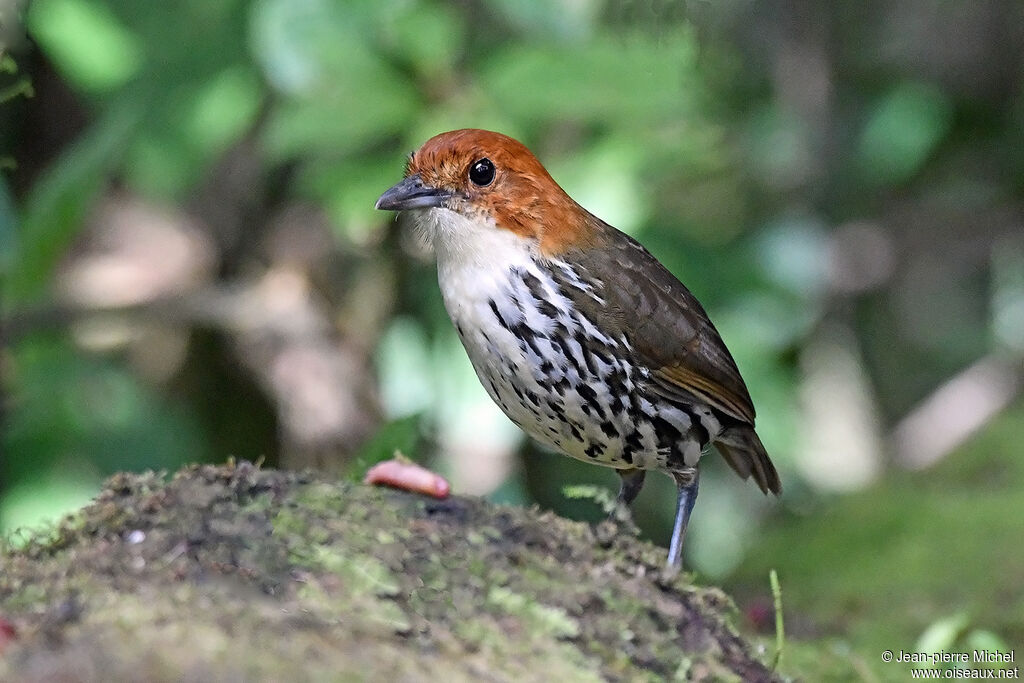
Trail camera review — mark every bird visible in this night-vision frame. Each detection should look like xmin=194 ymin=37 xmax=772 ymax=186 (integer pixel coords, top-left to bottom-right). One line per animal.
xmin=375 ymin=129 xmax=781 ymax=568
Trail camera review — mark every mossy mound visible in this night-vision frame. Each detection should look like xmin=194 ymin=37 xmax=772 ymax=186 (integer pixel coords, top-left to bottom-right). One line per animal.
xmin=0 ymin=463 xmax=777 ymax=681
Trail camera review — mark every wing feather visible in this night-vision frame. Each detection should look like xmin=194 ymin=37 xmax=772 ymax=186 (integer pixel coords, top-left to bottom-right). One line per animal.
xmin=559 ymin=220 xmax=756 ymax=426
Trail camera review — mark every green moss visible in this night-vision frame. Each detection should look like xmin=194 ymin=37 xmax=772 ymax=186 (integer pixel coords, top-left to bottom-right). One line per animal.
xmin=487 ymin=585 xmax=581 ymax=639
xmin=0 ymin=462 xmax=777 ymax=681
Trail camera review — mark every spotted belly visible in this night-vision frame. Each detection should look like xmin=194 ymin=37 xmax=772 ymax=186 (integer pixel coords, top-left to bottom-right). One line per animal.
xmin=445 ymin=260 xmax=715 ymax=474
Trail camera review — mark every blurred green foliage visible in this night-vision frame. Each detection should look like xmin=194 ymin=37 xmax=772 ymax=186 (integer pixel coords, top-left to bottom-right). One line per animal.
xmin=2 ymin=0 xmax=1022 ymax=679
xmin=737 ymin=404 xmax=1024 ymax=679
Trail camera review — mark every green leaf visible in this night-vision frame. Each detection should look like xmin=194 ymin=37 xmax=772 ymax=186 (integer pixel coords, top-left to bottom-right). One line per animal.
xmin=6 ymin=100 xmax=144 ymax=304
xmin=1 ymin=474 xmax=101 ymax=535
xmin=0 ymin=179 xmax=17 ymax=275
xmin=381 ymin=1 xmax=464 ymax=77
xmin=965 ymin=629 xmax=1012 ymax=657
xmin=184 ymin=66 xmax=262 ymax=152
xmin=488 ymin=0 xmax=600 ymax=40
xmin=914 ymin=612 xmax=970 ymax=653
xmin=480 ymin=30 xmax=700 ymax=126
xmin=26 ymin=0 xmax=143 ymax=93
xmin=3 ymin=335 xmax=208 ymax=531
xmin=252 ymin=0 xmax=418 ymax=157
xmin=857 ymin=83 xmax=952 ymax=185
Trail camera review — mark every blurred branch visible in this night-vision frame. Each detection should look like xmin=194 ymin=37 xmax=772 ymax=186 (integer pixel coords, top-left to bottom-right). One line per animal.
xmin=891 ymin=354 xmax=1024 ymax=470
xmin=5 ymin=270 xmax=382 ymax=472
xmin=5 ymin=287 xmax=310 ymax=341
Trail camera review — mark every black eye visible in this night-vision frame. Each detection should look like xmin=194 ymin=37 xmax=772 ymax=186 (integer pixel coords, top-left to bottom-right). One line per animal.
xmin=469 ymin=158 xmax=495 ymax=186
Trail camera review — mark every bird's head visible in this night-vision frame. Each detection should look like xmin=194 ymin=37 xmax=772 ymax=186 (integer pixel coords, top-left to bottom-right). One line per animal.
xmin=375 ymin=129 xmax=599 ymax=256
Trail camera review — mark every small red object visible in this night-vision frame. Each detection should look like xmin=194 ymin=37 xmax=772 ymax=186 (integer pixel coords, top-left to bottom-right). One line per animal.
xmin=364 ymin=459 xmax=450 ymax=499
xmin=0 ymin=616 xmax=17 ymax=654
xmin=744 ymin=600 xmax=774 ymax=632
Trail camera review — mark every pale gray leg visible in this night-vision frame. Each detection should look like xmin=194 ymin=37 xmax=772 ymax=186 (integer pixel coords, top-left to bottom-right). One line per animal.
xmin=667 ymin=469 xmax=700 ymax=569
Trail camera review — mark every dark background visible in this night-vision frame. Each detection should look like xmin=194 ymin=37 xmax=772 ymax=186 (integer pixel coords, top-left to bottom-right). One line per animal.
xmin=2 ymin=1 xmax=1022 ymax=678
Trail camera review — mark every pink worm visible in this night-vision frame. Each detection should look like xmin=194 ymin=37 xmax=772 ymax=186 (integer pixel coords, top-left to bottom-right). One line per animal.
xmin=363 ymin=460 xmax=450 ymax=499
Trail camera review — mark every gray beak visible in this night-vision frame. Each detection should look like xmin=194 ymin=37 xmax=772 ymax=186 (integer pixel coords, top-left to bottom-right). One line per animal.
xmin=375 ymin=174 xmax=452 ymax=211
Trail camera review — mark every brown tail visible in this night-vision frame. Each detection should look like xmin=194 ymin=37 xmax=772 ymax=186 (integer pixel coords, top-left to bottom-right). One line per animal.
xmin=714 ymin=426 xmax=782 ymax=495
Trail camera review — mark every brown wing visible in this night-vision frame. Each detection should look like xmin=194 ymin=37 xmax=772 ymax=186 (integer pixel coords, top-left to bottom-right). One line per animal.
xmin=562 ymin=220 xmax=756 ymax=426
xmin=550 ymin=218 xmax=781 ymax=495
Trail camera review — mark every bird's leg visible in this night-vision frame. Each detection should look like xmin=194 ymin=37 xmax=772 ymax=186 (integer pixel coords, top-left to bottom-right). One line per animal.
xmin=615 ymin=468 xmax=647 ymax=507
xmin=666 ymin=469 xmax=700 ymax=570
xmin=610 ymin=468 xmax=646 ymax=525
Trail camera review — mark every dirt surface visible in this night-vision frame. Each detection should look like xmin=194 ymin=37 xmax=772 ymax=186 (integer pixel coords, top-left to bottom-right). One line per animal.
xmin=0 ymin=462 xmax=778 ymax=682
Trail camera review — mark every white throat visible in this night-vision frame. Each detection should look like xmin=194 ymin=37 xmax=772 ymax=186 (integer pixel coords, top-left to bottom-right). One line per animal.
xmin=416 ymin=207 xmax=536 ymax=273
xmin=412 ymin=208 xmax=537 ymax=312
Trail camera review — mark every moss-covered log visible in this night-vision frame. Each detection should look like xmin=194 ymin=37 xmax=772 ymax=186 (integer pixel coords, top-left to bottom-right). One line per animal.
xmin=0 ymin=463 xmax=777 ymax=682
